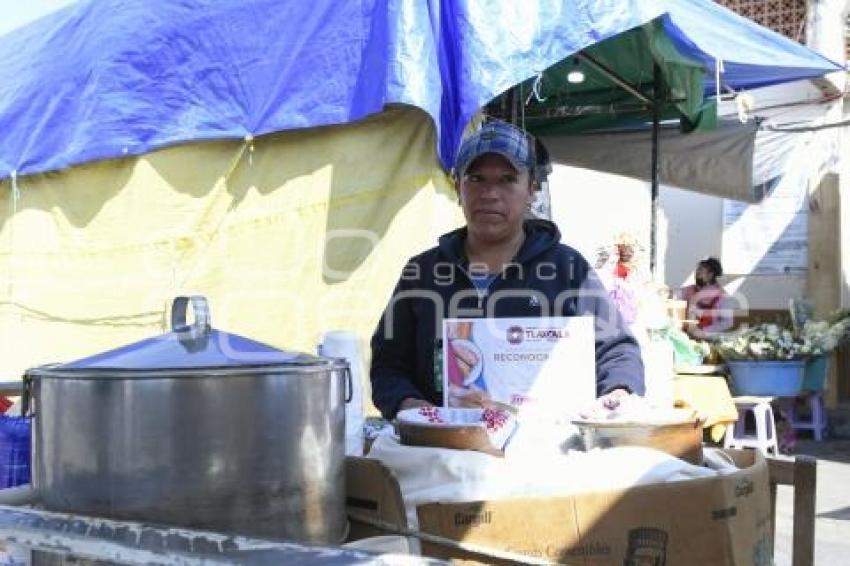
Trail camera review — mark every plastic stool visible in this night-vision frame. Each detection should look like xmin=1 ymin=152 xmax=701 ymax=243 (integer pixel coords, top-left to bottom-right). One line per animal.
xmin=724 ymin=396 xmax=778 ymax=456
xmin=785 ymin=392 xmax=827 ymax=441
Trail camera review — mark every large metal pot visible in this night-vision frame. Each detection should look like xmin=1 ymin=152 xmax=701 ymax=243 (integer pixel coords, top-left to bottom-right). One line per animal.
xmin=23 ymin=296 xmax=350 ymax=545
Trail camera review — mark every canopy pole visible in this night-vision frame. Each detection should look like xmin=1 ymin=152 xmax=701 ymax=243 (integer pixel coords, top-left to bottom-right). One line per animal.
xmin=650 ymin=63 xmax=661 ymax=276
xmin=507 ymin=87 xmax=518 ymax=125
xmin=576 ymin=53 xmax=652 ymax=105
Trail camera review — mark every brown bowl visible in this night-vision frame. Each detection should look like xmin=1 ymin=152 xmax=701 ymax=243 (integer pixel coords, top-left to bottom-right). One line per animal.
xmin=573 ymin=417 xmax=705 ymax=465
xmin=396 ymin=422 xmax=504 ymax=457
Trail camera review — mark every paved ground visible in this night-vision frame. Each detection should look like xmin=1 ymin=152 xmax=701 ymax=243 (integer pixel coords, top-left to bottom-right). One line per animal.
xmin=773 ymin=402 xmax=850 ymax=566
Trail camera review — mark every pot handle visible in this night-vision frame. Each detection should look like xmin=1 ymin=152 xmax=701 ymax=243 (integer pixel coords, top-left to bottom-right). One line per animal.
xmin=344 ymin=365 xmax=353 ymax=404
xmin=171 ymin=296 xmax=212 ymax=347
xmin=21 ymin=372 xmax=33 ymax=417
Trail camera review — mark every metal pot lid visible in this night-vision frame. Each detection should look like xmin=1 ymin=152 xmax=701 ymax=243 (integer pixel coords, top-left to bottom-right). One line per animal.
xmin=54 ymin=296 xmax=327 ymax=372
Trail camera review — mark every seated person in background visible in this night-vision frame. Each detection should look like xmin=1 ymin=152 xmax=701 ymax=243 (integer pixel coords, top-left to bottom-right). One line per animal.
xmin=678 ymin=257 xmax=733 ymax=339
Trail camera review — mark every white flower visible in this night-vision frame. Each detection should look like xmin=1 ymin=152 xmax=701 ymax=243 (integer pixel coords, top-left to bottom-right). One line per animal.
xmin=713 ymin=319 xmax=850 ymax=361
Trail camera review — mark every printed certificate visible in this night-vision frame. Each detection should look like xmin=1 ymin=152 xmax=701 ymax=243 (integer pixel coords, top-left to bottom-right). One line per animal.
xmin=442 ymin=316 xmax=595 ymax=417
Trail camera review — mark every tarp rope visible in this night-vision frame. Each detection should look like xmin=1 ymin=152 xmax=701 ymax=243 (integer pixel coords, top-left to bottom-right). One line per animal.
xmin=525 ymin=71 xmax=547 ymax=105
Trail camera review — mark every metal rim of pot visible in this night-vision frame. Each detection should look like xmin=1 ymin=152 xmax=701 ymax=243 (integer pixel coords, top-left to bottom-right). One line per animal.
xmin=22 ymin=295 xmax=353 ymax=415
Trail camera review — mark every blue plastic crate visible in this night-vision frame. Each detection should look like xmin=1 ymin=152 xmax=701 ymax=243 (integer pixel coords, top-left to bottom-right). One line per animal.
xmin=0 ymin=416 xmax=31 ymax=488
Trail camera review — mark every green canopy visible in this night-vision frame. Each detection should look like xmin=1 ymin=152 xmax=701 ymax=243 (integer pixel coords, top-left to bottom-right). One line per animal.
xmin=492 ymin=20 xmax=714 ymax=136
xmin=487 ymin=19 xmax=720 ymax=273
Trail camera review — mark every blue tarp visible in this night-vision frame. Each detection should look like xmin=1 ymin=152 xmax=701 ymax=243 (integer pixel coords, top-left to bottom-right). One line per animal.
xmin=0 ymin=0 xmax=842 ymax=180
xmin=661 ymin=0 xmax=843 ymax=93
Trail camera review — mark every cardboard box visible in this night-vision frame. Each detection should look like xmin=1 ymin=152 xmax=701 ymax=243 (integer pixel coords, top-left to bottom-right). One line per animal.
xmin=345 ymin=455 xmax=408 ymax=542
xmin=346 ymin=450 xmax=772 ymax=565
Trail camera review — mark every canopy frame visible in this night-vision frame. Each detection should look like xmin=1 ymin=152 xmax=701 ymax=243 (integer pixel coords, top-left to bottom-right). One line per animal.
xmin=576 ymin=53 xmax=653 ymax=106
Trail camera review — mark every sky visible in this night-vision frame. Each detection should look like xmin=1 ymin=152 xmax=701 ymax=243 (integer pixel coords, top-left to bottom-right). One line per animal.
xmin=0 ymin=0 xmax=77 ymax=37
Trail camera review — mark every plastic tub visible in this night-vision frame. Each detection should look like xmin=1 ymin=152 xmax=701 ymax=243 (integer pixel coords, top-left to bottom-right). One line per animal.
xmin=801 ymin=355 xmax=829 ymax=392
xmin=726 ymin=360 xmax=805 ymax=396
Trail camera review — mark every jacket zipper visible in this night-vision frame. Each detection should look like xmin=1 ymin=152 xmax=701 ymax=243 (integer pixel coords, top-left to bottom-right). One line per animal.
xmin=476 ymin=287 xmax=488 ymax=310
xmin=459 ymin=264 xmax=510 ymax=311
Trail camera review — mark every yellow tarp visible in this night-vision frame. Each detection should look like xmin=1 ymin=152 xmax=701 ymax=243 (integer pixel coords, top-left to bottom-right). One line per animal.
xmin=0 ymin=107 xmax=462 ymax=391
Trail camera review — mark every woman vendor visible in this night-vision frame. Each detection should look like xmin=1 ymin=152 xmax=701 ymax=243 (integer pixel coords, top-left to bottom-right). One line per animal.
xmin=678 ymin=257 xmax=733 ymax=339
xmin=369 ymin=121 xmax=645 ymax=419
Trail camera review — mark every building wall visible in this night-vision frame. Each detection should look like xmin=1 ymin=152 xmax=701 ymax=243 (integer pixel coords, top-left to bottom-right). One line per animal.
xmin=717 ymin=0 xmax=807 ymax=42
xmin=548 ymin=165 xmax=652 ymax=276
xmin=659 ymin=186 xmax=722 ymax=290
xmin=809 ymin=0 xmax=850 ymax=403
xmin=806 ymin=0 xmax=850 ymax=311
xmin=660 ymin=177 xmax=810 ymax=312
xmin=842 ymin=97 xmax=850 ymax=310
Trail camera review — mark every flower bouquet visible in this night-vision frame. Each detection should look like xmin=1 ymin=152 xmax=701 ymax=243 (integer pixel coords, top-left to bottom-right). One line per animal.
xmin=714 ymin=324 xmax=814 ymax=361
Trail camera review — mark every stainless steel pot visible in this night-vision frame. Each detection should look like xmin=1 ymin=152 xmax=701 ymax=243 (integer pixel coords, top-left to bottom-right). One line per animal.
xmin=23 ymin=296 xmax=351 ymax=545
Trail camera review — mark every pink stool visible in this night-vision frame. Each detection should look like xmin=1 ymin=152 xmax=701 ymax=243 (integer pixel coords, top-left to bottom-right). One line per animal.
xmin=785 ymin=392 xmax=828 ymax=441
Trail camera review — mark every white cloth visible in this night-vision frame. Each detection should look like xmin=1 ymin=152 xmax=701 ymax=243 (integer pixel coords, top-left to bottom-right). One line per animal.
xmin=369 ymin=434 xmax=734 ymax=528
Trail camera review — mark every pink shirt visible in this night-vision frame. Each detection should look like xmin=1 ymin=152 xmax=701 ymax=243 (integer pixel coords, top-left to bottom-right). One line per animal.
xmin=678 ymin=283 xmax=733 ymax=334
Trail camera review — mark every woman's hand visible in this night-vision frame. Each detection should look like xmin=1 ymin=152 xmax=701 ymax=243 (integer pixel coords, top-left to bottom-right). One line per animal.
xmin=598 ymin=388 xmax=630 ymax=409
xmin=578 ymin=388 xmax=631 ymax=419
xmin=450 ymin=387 xmax=494 ymax=409
xmin=398 ymin=397 xmax=434 ymax=412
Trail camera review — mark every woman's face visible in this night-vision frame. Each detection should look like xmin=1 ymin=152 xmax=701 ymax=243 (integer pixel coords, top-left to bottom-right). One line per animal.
xmin=458 ymin=153 xmax=533 ymax=244
xmin=616 ymin=244 xmax=634 ymax=262
xmin=695 ymin=264 xmax=714 ymax=285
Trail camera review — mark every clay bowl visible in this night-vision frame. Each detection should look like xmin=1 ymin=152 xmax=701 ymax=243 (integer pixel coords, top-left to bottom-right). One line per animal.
xmin=397 ymin=422 xmax=503 ymax=457
xmin=573 ymin=410 xmax=705 ymax=465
